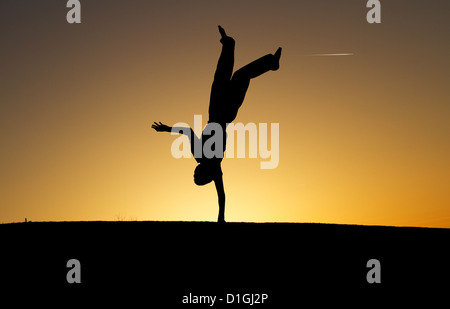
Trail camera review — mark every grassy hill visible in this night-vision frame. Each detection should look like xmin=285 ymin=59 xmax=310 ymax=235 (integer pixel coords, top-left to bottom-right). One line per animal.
xmin=1 ymin=221 xmax=449 ymax=306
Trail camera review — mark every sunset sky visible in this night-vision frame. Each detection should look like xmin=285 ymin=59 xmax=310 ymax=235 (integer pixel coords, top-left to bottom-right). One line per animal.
xmin=1 ymin=0 xmax=449 ymax=227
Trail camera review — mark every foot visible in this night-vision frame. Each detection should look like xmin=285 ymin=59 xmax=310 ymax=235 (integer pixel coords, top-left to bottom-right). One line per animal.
xmin=272 ymin=47 xmax=282 ymax=70
xmin=218 ymin=25 xmax=227 ymax=38
xmin=218 ymin=25 xmax=235 ymax=45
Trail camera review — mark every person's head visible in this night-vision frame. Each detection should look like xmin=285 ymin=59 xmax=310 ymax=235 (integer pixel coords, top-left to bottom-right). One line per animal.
xmin=194 ymin=162 xmax=220 ymax=186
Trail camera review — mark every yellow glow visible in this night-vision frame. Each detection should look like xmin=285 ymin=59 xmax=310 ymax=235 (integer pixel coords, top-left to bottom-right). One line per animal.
xmin=1 ymin=1 xmax=449 ymax=228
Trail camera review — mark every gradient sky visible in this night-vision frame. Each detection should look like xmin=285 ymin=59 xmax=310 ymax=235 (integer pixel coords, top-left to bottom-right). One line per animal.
xmin=1 ymin=0 xmax=449 ymax=227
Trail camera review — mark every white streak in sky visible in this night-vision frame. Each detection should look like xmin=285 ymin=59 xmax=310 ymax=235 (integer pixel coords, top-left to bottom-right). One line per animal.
xmin=307 ymin=53 xmax=354 ymax=56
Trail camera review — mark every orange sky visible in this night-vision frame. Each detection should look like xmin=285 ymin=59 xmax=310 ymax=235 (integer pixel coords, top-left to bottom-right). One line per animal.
xmin=1 ymin=0 xmax=449 ymax=227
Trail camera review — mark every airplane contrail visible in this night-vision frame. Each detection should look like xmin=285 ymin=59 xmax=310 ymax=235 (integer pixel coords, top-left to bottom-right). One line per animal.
xmin=306 ymin=53 xmax=354 ymax=56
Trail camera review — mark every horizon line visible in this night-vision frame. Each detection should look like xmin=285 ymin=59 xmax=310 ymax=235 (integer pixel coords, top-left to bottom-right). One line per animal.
xmin=1 ymin=220 xmax=448 ymax=230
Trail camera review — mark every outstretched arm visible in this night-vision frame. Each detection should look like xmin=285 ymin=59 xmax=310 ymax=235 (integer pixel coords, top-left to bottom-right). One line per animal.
xmin=151 ymin=122 xmax=171 ymax=132
xmin=151 ymin=122 xmax=173 ymax=133
xmin=152 ymin=121 xmax=195 ymax=138
xmin=152 ymin=122 xmax=201 ymax=160
xmin=214 ymin=175 xmax=226 ymax=223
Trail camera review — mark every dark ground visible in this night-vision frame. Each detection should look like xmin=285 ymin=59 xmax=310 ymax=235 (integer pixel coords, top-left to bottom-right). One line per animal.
xmin=1 ymin=221 xmax=449 ymax=306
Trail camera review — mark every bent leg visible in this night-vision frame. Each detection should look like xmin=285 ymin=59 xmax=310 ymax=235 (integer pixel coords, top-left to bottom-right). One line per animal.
xmin=229 ymin=49 xmax=281 ymax=113
xmin=233 ymin=51 xmax=279 ymax=81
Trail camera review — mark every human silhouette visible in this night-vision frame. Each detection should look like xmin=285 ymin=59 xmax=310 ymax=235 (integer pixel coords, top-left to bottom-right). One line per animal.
xmin=152 ymin=26 xmax=281 ymax=223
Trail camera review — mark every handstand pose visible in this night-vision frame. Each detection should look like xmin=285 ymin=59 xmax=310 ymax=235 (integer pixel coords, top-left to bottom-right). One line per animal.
xmin=152 ymin=26 xmax=281 ymax=223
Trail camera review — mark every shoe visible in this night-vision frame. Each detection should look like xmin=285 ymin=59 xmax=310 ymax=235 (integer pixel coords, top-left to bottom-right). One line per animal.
xmin=218 ymin=25 xmax=235 ymax=45
xmin=271 ymin=47 xmax=282 ymax=70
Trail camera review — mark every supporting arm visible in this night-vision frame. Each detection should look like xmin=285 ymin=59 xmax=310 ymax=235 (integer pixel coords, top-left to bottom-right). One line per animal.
xmin=214 ymin=175 xmax=226 ymax=223
xmin=152 ymin=122 xmax=202 ymax=161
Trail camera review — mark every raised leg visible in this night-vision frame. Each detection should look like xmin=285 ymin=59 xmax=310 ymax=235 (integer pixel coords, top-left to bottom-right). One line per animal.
xmin=209 ymin=26 xmax=236 ymax=122
xmin=229 ymin=48 xmax=282 ymax=113
xmin=233 ymin=47 xmax=281 ymax=81
xmin=213 ymin=26 xmax=235 ymax=86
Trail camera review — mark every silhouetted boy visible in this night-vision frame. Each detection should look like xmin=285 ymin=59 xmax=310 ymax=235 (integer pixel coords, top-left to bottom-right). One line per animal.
xmin=153 ymin=26 xmax=281 ymax=223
